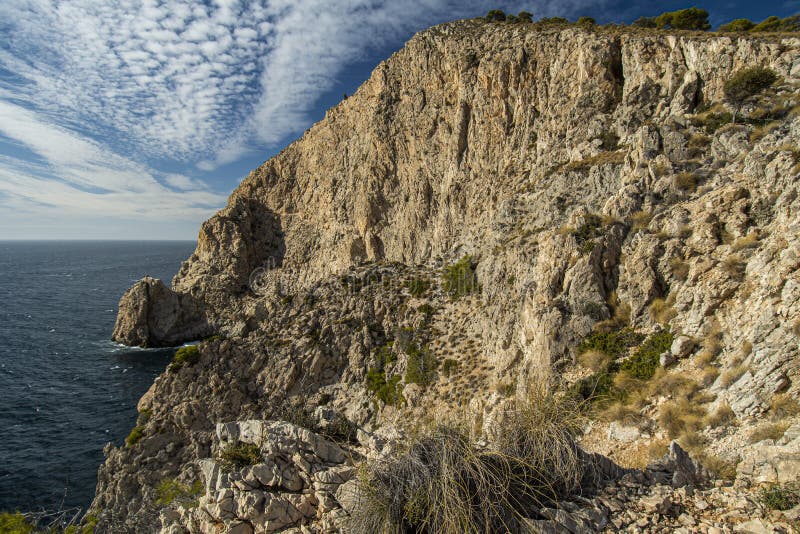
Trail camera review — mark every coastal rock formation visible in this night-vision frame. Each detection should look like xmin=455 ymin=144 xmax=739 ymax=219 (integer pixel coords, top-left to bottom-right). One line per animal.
xmin=112 ymin=277 xmax=210 ymax=347
xmin=98 ymin=18 xmax=800 ymax=533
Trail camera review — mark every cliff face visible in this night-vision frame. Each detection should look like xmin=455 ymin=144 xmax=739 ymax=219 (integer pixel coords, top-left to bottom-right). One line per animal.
xmin=102 ymin=20 xmax=800 ymax=533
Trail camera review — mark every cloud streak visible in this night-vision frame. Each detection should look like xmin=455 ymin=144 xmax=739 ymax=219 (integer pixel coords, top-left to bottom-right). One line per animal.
xmin=0 ymin=0 xmax=604 ymax=238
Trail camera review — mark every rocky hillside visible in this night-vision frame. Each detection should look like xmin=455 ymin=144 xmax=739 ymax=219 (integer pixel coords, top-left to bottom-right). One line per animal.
xmin=98 ymin=18 xmax=800 ymax=533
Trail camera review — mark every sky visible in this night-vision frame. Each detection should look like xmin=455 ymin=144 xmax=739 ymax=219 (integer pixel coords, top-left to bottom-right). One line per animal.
xmin=0 ymin=0 xmax=797 ymax=240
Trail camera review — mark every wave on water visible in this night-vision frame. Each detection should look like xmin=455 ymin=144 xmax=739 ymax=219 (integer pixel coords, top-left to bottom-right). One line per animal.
xmin=0 ymin=240 xmax=196 ymax=513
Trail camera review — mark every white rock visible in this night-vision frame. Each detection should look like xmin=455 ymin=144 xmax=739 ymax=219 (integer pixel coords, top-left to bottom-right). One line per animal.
xmin=670 ymin=336 xmax=694 ymax=358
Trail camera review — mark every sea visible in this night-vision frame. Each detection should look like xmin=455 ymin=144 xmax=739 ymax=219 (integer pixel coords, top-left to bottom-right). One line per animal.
xmin=0 ymin=241 xmax=197 ymax=514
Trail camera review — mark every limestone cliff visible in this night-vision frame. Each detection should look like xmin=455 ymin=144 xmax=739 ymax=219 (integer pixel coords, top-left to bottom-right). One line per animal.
xmin=101 ymin=19 xmax=800 ymax=533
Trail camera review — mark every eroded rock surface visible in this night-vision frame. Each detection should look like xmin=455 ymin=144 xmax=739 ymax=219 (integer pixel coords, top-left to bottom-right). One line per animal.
xmin=97 ymin=19 xmax=800 ymax=534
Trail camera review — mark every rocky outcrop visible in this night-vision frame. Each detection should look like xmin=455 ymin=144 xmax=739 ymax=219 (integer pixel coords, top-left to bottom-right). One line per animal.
xmin=111 ymin=277 xmax=211 ymax=347
xmin=99 ymin=18 xmax=800 ymax=534
xmin=737 ymin=423 xmax=800 ymax=486
xmin=160 ymin=421 xmax=353 ymax=534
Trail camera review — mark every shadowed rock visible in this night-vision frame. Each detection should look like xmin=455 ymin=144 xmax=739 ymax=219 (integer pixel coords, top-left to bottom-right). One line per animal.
xmin=111 ymin=277 xmax=211 ymax=347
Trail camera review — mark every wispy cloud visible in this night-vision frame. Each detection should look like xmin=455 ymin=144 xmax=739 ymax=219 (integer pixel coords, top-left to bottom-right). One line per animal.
xmin=0 ymin=100 xmax=224 ymax=223
xmin=0 ymin=0 xmax=604 ymax=238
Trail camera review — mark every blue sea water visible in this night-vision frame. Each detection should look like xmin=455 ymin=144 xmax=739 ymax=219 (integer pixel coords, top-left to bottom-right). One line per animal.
xmin=0 ymin=241 xmax=196 ymax=513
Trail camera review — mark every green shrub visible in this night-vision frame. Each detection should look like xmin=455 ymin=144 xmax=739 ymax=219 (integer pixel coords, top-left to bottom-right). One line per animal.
xmin=578 ymin=328 xmax=644 ymax=359
xmin=577 ymin=16 xmax=596 ymax=26
xmin=275 ymin=402 xmax=317 ymax=430
xmin=406 ymin=277 xmax=430 ymax=297
xmin=724 ymin=67 xmax=778 ymax=122
xmin=367 ymin=369 xmax=403 ymax=405
xmin=219 ymin=443 xmax=262 ymax=470
xmin=655 ymin=8 xmax=710 ymax=30
xmin=405 ymin=342 xmax=437 ymax=386
xmin=137 ymin=408 xmax=152 ymax=425
xmin=274 ymin=402 xmax=358 ymax=443
xmin=539 ymin=16 xmax=568 ymax=24
xmin=441 ymin=358 xmax=459 ymax=377
xmin=170 ymin=345 xmax=200 ymax=371
xmin=442 ymin=256 xmax=478 ymax=299
xmin=83 ymin=514 xmax=99 ymax=533
xmin=375 ymin=341 xmax=397 ymax=369
xmin=485 ymin=9 xmax=506 ymax=22
xmin=718 ymin=18 xmax=754 ymax=32
xmin=517 ymin=11 xmax=533 ymax=23
xmin=156 ymin=478 xmax=203 ymax=506
xmin=0 ymin=512 xmax=33 ymax=534
xmin=759 ymin=484 xmax=800 ymax=510
xmin=417 ymin=303 xmax=435 ymax=320
xmin=125 ymin=425 xmax=144 ymax=447
xmin=620 ymin=330 xmax=674 ymax=380
xmin=632 ymin=16 xmax=657 ymax=28
xmin=751 ymin=15 xmax=800 ymax=32
xmin=570 ymin=366 xmax=617 ymax=401
xmin=323 ymin=412 xmax=359 ymax=444
xmin=572 ymin=213 xmax=603 ymax=247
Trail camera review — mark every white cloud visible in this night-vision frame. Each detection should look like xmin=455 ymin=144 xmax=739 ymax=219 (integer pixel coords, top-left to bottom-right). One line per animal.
xmin=0 ymin=0 xmax=603 ymax=170
xmin=0 ymin=100 xmax=226 ymax=235
xmin=0 ymin=0 xmax=605 ymax=238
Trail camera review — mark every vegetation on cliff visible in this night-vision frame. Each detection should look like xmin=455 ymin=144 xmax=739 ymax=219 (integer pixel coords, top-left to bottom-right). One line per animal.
xmin=348 ymin=388 xmax=586 ymax=534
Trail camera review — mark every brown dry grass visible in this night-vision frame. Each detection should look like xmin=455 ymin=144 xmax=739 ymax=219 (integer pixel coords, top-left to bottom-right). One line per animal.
xmin=348 ymin=386 xmax=587 ymax=534
xmin=731 ymin=232 xmax=760 ymax=252
xmin=669 ymin=257 xmax=689 ymax=281
xmin=578 ymin=350 xmax=611 ymax=373
xmin=719 ymin=364 xmax=749 ymax=387
xmin=749 ymin=422 xmax=789 ymax=444
xmin=770 ymin=394 xmax=800 ymax=420
xmin=705 ymin=404 xmax=736 ymax=428
xmin=657 ymin=398 xmax=706 ymax=439
xmin=648 ymin=294 xmax=677 ymax=325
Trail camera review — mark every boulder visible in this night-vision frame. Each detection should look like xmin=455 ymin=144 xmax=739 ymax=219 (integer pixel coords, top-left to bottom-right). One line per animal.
xmin=670 ymin=336 xmax=695 ymax=359
xmin=111 ymin=276 xmax=210 ymax=347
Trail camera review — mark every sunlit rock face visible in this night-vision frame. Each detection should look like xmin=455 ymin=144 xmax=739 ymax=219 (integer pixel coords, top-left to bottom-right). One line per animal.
xmin=101 ymin=19 xmax=800 ymax=533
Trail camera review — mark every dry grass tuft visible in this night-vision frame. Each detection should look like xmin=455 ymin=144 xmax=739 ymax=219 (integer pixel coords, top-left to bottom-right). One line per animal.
xmin=677 ymin=430 xmax=705 ymax=452
xmin=719 ymin=364 xmax=749 ymax=387
xmin=731 ymin=232 xmax=760 ymax=252
xmin=722 ymin=254 xmax=746 ymax=281
xmin=564 ymin=150 xmax=626 ymax=172
xmin=770 ymin=394 xmax=800 ymax=419
xmin=347 ymin=387 xmax=588 ymax=534
xmin=705 ymin=404 xmax=736 ymax=428
xmin=697 ymin=453 xmax=738 ymax=480
xmin=674 ymin=172 xmax=698 ymax=192
xmin=630 ymin=210 xmax=652 ymax=233
xmin=657 ymin=398 xmax=706 ymax=439
xmin=749 ymin=422 xmax=789 ymax=444
xmin=649 ymin=369 xmax=700 ymax=398
xmin=592 ymin=291 xmax=631 ymax=332
xmin=648 ymin=294 xmax=677 ymax=325
xmin=669 ymin=257 xmax=690 ymax=281
xmin=700 ymin=365 xmax=721 ymax=387
xmin=696 ymin=320 xmax=723 ymax=364
xmin=647 ymin=438 xmax=671 ymax=462
xmin=578 ymin=350 xmax=611 ymax=373
xmin=750 ymin=120 xmax=782 ymax=143
xmin=601 ymin=401 xmax=642 ymax=425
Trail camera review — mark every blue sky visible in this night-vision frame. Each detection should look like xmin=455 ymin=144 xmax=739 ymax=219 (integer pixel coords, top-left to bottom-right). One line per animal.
xmin=0 ymin=1 xmax=797 ymax=240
